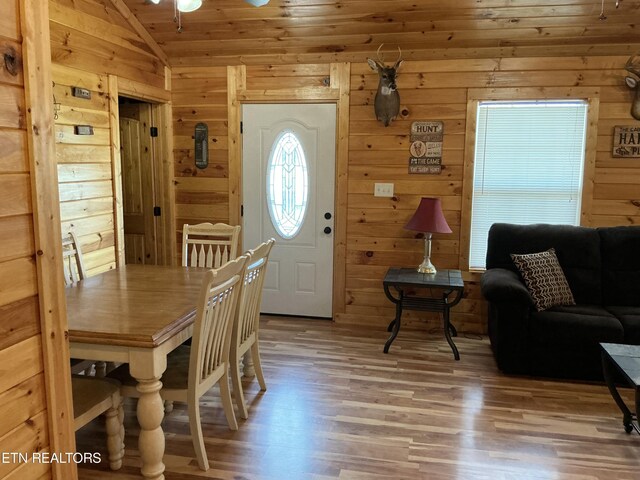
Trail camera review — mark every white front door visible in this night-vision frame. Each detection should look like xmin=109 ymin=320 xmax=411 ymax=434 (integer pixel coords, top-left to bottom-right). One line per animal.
xmin=242 ymin=103 xmax=336 ymax=318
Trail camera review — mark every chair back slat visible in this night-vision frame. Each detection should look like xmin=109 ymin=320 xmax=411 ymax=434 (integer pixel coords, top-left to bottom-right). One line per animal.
xmin=182 ymin=223 xmax=241 ymax=269
xmin=189 ymin=244 xmax=198 ymax=267
xmin=189 ymin=255 xmax=248 ymax=389
xmin=62 ymin=230 xmax=87 ymax=287
xmin=234 ymin=239 xmax=275 ymax=348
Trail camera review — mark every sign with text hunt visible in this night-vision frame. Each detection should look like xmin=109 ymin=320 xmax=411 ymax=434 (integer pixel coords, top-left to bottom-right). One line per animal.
xmin=409 ymin=121 xmax=443 ymax=174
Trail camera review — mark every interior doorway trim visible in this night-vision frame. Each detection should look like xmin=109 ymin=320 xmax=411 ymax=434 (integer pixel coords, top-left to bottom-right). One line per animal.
xmin=227 ymin=63 xmax=350 ymax=317
xmin=109 ymin=74 xmax=177 ymax=267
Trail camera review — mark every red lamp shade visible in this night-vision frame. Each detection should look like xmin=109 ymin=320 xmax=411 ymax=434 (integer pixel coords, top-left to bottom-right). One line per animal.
xmin=404 ymin=198 xmax=452 ymax=234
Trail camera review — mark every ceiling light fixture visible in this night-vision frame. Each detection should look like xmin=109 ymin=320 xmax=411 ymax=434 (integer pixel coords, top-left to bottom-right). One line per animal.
xmin=177 ymin=0 xmax=202 ymax=12
xmin=149 ymin=0 xmax=271 ymax=32
xmin=147 ymin=0 xmax=202 ymax=32
xmin=173 ymin=0 xmax=202 ymax=33
xmin=599 ymin=0 xmax=622 ymax=20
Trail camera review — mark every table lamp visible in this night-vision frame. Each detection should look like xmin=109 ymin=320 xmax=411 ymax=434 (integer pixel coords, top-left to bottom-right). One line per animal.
xmin=404 ymin=197 xmax=451 ymax=274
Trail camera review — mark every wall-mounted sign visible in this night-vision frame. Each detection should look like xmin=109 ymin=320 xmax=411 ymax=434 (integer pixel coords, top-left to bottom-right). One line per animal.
xmin=72 ymin=87 xmax=91 ymax=99
xmin=409 ymin=121 xmax=443 ymax=174
xmin=194 ymin=122 xmax=208 ymax=169
xmin=74 ymin=125 xmax=94 ymax=135
xmin=613 ymin=126 xmax=640 ymax=157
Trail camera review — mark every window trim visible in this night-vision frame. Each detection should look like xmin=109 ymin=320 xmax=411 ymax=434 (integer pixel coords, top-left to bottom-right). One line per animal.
xmin=459 ymin=87 xmax=600 ymax=272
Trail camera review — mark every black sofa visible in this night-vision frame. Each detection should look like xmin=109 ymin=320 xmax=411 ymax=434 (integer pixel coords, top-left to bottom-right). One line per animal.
xmin=481 ymin=223 xmax=640 ymax=380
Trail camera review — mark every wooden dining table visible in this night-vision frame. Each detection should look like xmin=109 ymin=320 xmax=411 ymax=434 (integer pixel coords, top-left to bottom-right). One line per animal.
xmin=66 ymin=264 xmax=209 ymax=480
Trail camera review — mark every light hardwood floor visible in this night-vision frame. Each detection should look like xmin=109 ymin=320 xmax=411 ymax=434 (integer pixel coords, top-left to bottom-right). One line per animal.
xmin=76 ymin=316 xmax=640 ymax=479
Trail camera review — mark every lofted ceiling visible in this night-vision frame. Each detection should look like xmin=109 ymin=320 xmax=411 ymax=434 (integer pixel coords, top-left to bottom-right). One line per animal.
xmin=121 ymin=0 xmax=640 ymax=66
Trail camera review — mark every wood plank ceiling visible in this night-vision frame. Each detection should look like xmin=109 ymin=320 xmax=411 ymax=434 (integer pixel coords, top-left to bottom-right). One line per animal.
xmin=120 ymin=0 xmax=640 ymax=65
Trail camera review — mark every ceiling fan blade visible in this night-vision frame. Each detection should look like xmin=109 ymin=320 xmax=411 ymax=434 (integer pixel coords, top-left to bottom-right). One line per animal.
xmin=244 ymin=0 xmax=270 ymax=6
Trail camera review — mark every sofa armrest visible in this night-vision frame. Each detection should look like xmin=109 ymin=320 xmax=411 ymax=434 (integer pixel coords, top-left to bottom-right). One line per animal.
xmin=481 ymin=268 xmax=534 ymax=307
xmin=481 ymin=268 xmax=533 ymax=374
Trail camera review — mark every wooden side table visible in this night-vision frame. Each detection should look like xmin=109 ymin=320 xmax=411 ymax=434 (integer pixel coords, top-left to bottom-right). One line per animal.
xmin=383 ymin=268 xmax=464 ymax=359
xmin=600 ymin=342 xmax=640 ymax=434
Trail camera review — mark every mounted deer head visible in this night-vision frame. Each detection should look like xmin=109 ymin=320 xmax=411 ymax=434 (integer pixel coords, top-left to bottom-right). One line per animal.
xmin=624 ymin=55 xmax=640 ymax=120
xmin=367 ymin=45 xmax=403 ymax=127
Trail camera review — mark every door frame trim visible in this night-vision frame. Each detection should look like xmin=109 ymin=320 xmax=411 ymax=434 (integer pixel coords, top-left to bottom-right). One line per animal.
xmin=110 ymin=75 xmax=177 ymax=267
xmin=228 ymin=63 xmax=350 ymax=317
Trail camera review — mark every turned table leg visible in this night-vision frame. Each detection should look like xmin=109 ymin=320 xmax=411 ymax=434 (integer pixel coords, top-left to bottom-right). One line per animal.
xmin=243 ymin=351 xmax=255 ymax=377
xmin=135 ymin=377 xmax=165 ymax=479
xmin=130 ymin=351 xmax=167 ymax=480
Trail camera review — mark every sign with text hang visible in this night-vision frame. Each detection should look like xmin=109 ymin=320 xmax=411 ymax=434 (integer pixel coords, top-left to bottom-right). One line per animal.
xmin=613 ymin=126 xmax=640 ymax=157
xmin=409 ymin=121 xmax=443 ymax=174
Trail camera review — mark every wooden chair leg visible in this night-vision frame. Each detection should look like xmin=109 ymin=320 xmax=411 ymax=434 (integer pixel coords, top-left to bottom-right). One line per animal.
xmin=219 ymin=371 xmax=238 ymax=431
xmin=230 ymin=354 xmax=248 ymax=420
xmin=187 ymin=399 xmax=209 ymax=471
xmin=105 ymin=392 xmax=124 ymax=470
xmin=117 ymin=398 xmax=125 ymax=447
xmin=251 ymin=342 xmax=267 ymax=391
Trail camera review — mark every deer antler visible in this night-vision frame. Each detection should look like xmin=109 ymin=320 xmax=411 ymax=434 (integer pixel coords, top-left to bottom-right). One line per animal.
xmin=395 ymin=46 xmax=402 ymax=64
xmin=376 ymin=44 xmax=385 ymax=64
xmin=625 ymin=54 xmax=640 ymax=77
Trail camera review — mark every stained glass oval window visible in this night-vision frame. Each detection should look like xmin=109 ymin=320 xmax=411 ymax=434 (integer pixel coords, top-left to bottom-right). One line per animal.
xmin=266 ymin=130 xmax=309 ymax=239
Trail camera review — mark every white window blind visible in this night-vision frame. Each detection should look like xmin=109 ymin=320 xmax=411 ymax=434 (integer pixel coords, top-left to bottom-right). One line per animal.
xmin=469 ymin=100 xmax=588 ymax=269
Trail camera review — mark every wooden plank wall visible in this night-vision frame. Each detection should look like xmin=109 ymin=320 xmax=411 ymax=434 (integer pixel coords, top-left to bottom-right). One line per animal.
xmin=49 ymin=0 xmax=168 ymax=275
xmin=54 ymin=65 xmax=116 ymax=276
xmin=123 ymin=0 xmax=640 ymax=65
xmin=173 ymin=56 xmax=639 ymax=333
xmin=48 ymin=0 xmax=165 ymax=90
xmin=0 ymin=2 xmax=52 ymax=479
xmin=171 ymin=64 xmax=332 ymax=259
xmin=172 ymin=66 xmax=229 ymax=259
xmin=346 ymin=55 xmax=639 ymax=333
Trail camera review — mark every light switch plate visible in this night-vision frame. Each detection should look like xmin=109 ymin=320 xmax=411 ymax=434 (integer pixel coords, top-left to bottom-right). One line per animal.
xmin=374 ymin=183 xmax=394 ymax=197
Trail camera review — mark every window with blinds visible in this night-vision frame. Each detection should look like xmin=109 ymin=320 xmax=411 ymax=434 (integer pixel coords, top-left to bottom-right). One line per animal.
xmin=469 ymin=100 xmax=588 ymax=270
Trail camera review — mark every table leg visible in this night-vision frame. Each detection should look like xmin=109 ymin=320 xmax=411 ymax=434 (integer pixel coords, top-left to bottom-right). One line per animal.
xmin=243 ymin=351 xmax=255 ymax=377
xmin=449 ymin=322 xmax=458 ymax=337
xmin=635 ymin=388 xmax=640 ymax=434
xmin=602 ymin=352 xmax=633 ymax=433
xmin=443 ymin=307 xmax=460 ymax=361
xmin=136 ymin=378 xmax=166 ymax=479
xmin=384 ymin=299 xmax=402 ymax=353
xmin=386 ymin=319 xmax=395 ymax=333
xmin=130 ymin=352 xmax=167 ymax=480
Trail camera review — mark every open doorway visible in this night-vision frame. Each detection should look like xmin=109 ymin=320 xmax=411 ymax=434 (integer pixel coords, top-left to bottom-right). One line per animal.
xmin=118 ymin=98 xmax=158 ymax=265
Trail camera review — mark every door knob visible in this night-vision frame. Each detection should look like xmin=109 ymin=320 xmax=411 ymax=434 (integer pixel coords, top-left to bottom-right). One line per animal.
xmin=324 ymin=227 xmax=332 ymax=234
xmin=324 ymin=212 xmax=332 ymax=220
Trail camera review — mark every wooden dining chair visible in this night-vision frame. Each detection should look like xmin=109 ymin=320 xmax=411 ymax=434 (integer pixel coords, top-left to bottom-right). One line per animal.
xmin=230 ymin=238 xmax=275 ymax=419
xmin=109 ymin=255 xmax=248 ymax=471
xmin=63 ymin=230 xmax=113 ymax=377
xmin=182 ymin=222 xmax=241 ymax=268
xmin=72 ymin=376 xmax=124 ymax=470
xmin=62 ymin=230 xmax=87 ymax=287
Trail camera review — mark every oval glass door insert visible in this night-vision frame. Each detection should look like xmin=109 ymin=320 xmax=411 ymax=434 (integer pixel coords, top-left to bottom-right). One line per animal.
xmin=266 ymin=130 xmax=309 ymax=239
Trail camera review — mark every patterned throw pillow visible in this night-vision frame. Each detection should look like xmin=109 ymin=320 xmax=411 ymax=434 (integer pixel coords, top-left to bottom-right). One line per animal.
xmin=510 ymin=248 xmax=576 ymax=311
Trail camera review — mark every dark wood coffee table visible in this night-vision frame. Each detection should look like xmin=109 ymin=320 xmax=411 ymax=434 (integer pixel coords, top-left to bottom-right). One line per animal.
xmin=383 ymin=268 xmax=464 ymax=359
xmin=600 ymin=342 xmax=640 ymax=434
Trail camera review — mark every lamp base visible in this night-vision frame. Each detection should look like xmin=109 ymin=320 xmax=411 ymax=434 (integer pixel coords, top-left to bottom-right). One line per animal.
xmin=416 ymin=258 xmax=436 ymax=274
xmin=416 ymin=234 xmax=436 ymax=274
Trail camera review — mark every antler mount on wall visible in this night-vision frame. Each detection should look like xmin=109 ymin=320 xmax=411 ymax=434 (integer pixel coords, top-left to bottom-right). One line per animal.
xmin=367 ymin=44 xmax=403 ymax=127
xmin=624 ymin=55 xmax=640 ymax=121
